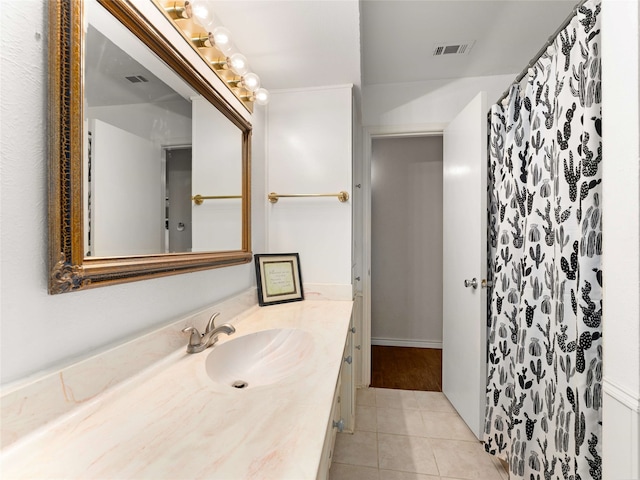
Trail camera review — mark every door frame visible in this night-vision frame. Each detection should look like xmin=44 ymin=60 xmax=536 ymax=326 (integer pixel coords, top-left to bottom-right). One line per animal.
xmin=360 ymin=123 xmax=446 ymax=386
xmin=161 ymin=144 xmax=193 ymax=253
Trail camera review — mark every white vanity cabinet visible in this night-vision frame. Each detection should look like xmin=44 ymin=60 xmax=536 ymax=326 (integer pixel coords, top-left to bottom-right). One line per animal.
xmin=317 ymin=315 xmax=356 ymax=480
xmin=1 ymin=300 xmax=355 ymax=480
xmin=341 ymin=314 xmax=355 ymax=433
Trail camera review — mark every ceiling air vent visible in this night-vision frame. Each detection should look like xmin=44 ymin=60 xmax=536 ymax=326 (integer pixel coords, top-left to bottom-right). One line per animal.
xmin=125 ymin=75 xmax=149 ymax=83
xmin=432 ymin=41 xmax=475 ymax=56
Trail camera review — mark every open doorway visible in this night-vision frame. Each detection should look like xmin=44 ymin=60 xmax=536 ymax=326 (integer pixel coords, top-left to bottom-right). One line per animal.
xmin=370 ymin=135 xmax=443 ymax=391
xmin=163 ymin=146 xmax=192 ymax=253
xmin=361 ymin=95 xmax=489 ymax=438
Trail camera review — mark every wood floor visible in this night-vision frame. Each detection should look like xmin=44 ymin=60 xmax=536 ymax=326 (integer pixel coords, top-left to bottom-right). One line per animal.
xmin=370 ymin=346 xmax=442 ymax=391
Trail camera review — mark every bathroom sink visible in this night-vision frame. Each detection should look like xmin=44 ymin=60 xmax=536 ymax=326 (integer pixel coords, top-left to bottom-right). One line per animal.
xmin=205 ymin=328 xmax=314 ymax=389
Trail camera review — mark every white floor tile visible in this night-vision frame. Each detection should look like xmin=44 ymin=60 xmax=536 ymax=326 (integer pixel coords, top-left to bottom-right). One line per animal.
xmin=356 ymin=405 xmax=378 ymax=432
xmin=357 ymin=387 xmax=377 ymax=407
xmin=329 ymin=463 xmax=381 ymax=480
xmin=333 ymin=388 xmax=508 ymax=480
xmin=377 ymin=407 xmax=427 ymax=437
xmin=379 ymin=469 xmax=440 ymax=480
xmin=420 ymin=411 xmax=477 ymax=441
xmin=414 ymin=391 xmax=457 ymax=413
xmin=378 ymin=433 xmax=439 ymax=476
xmin=430 ymin=439 xmax=505 ymax=480
xmin=375 ymin=388 xmax=419 ymax=409
xmin=333 ymin=430 xmax=378 ymax=468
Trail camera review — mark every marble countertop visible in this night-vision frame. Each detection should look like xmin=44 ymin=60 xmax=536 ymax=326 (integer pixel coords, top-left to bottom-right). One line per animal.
xmin=1 ymin=300 xmax=353 ymax=479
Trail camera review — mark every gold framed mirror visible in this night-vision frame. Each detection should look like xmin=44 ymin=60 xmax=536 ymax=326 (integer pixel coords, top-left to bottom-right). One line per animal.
xmin=48 ymin=0 xmax=252 ymax=294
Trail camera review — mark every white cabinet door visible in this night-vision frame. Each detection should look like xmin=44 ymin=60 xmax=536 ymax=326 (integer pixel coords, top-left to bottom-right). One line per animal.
xmin=442 ymin=92 xmax=488 ymax=440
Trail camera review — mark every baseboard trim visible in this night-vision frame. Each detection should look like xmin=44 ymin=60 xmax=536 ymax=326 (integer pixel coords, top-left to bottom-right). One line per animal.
xmin=371 ymin=338 xmax=442 ymax=349
xmin=603 ymin=378 xmax=640 ymax=412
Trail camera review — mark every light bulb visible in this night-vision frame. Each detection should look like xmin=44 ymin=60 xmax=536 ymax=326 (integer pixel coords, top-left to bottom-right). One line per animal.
xmin=254 ymin=88 xmax=270 ymax=105
xmin=190 ymin=0 xmax=215 ymax=30
xmin=241 ymin=73 xmax=260 ymax=92
xmin=212 ymin=27 xmax=234 ymax=55
xmin=228 ymin=53 xmax=249 ymax=76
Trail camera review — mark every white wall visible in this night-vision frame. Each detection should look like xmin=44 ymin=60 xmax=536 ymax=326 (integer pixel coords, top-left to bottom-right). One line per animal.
xmin=266 ymin=86 xmax=353 ymax=288
xmin=601 ymin=0 xmax=640 ymax=477
xmin=0 ymin=0 xmax=266 ymax=385
xmin=371 ymin=136 xmax=443 ymax=348
xmin=362 ymin=74 xmax=516 ymax=128
xmin=92 ymin=119 xmax=163 ymax=256
xmin=191 ymin=97 xmax=243 ymax=252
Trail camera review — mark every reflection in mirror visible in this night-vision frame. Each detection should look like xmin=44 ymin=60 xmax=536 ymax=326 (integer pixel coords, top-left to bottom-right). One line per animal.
xmin=48 ymin=0 xmax=251 ymax=294
xmin=84 ymin=1 xmax=243 ymax=256
xmin=191 ymin=98 xmax=243 ymax=252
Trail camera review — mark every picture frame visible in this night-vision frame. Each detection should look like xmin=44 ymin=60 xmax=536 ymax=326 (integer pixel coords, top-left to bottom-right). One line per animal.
xmin=254 ymin=253 xmax=304 ymax=306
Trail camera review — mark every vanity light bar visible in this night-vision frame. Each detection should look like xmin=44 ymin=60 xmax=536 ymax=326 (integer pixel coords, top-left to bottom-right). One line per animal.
xmin=164 ymin=1 xmax=191 ymax=19
xmin=155 ymin=0 xmax=269 ymax=112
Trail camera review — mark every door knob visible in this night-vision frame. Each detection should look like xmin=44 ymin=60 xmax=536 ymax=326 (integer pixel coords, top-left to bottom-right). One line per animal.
xmin=464 ymin=278 xmax=478 ymax=289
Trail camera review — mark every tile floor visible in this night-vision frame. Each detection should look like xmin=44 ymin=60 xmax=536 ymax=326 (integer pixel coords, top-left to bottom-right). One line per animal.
xmin=329 ymin=388 xmax=509 ymax=480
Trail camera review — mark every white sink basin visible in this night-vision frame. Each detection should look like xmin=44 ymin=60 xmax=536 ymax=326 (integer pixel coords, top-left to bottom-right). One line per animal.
xmin=205 ymin=328 xmax=314 ymax=389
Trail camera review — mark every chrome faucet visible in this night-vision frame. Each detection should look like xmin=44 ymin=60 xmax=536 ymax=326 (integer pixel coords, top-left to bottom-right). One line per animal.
xmin=182 ymin=312 xmax=236 ymax=354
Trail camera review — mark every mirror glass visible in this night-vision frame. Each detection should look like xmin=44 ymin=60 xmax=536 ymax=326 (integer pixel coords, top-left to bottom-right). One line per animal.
xmin=84 ymin=1 xmax=243 ymax=256
xmin=47 ymin=0 xmax=251 ymax=294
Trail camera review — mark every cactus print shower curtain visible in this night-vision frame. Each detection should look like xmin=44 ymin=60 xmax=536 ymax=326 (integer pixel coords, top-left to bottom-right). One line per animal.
xmin=483 ymin=1 xmax=602 ymax=479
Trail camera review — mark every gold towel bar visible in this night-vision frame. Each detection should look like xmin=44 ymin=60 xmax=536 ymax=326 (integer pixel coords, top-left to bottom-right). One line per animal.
xmin=192 ymin=194 xmax=242 ymax=205
xmin=268 ymin=191 xmax=349 ymax=204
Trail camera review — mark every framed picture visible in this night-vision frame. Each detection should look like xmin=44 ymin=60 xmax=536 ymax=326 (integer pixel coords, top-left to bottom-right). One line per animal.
xmin=254 ymin=253 xmax=304 ymax=306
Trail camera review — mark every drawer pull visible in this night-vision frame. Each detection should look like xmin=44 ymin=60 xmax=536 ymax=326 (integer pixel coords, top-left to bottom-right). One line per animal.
xmin=333 ymin=419 xmax=344 ymax=432
xmin=344 ymin=355 xmax=352 ymax=365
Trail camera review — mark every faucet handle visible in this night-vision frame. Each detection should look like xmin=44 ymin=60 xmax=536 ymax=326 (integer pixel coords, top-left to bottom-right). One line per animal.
xmin=182 ymin=326 xmax=203 ymax=347
xmin=206 ymin=312 xmax=221 ymax=334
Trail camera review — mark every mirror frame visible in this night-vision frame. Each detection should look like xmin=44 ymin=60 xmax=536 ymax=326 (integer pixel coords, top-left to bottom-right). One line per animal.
xmin=48 ymin=0 xmax=252 ymax=294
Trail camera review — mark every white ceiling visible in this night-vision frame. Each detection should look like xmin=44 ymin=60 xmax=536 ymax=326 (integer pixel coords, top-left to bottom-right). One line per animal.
xmin=85 ymin=1 xmax=580 ymax=112
xmin=213 ymin=1 xmax=362 ymax=91
xmin=214 ymin=0 xmax=578 ymax=91
xmin=85 ymin=25 xmax=190 ymax=109
xmin=361 ymin=0 xmax=578 ymax=85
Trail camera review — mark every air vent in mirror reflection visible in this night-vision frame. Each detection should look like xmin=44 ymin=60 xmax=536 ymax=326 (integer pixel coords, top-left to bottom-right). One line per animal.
xmin=125 ymin=75 xmax=149 ymax=83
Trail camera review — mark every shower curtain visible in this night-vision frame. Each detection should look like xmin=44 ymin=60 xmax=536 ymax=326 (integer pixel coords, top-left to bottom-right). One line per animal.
xmin=484 ymin=1 xmax=602 ymax=479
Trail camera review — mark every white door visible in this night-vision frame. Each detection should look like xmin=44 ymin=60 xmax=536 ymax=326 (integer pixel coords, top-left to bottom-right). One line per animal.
xmin=442 ymin=92 xmax=488 ymax=440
